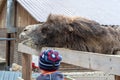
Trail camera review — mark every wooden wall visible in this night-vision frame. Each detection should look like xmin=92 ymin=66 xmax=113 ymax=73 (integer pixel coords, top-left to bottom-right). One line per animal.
xmin=15 ymin=3 xmax=38 ymax=27
xmin=0 ymin=0 xmax=6 ymax=60
xmin=0 ymin=0 xmax=38 ymax=28
xmin=0 ymin=1 xmax=38 ymax=65
xmin=13 ymin=2 xmax=38 ymax=65
xmin=0 ymin=29 xmax=6 ymax=59
xmin=0 ymin=3 xmax=6 ymax=28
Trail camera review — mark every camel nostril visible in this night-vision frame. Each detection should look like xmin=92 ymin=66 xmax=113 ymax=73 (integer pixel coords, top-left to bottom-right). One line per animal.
xmin=23 ymin=29 xmax=27 ymax=31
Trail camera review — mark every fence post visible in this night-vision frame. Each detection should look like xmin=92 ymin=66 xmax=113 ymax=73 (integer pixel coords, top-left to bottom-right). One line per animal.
xmin=115 ymin=75 xmax=120 ymax=80
xmin=22 ymin=53 xmax=32 ymax=80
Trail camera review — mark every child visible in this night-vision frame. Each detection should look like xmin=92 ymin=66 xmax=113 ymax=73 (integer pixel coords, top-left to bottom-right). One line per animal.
xmin=36 ymin=49 xmax=64 ymax=80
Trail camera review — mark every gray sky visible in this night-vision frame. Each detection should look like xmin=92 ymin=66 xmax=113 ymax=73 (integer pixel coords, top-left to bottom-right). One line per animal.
xmin=18 ymin=0 xmax=120 ymax=25
xmin=59 ymin=0 xmax=120 ymax=25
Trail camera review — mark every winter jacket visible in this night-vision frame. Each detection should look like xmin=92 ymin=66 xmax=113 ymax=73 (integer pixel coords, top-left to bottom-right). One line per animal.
xmin=36 ymin=71 xmax=64 ymax=80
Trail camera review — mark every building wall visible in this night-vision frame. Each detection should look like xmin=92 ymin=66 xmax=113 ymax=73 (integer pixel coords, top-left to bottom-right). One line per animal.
xmin=0 ymin=29 xmax=6 ymax=59
xmin=0 ymin=2 xmax=6 ymax=60
xmin=14 ymin=3 xmax=38 ymax=65
xmin=0 ymin=1 xmax=37 ymax=28
xmin=0 ymin=2 xmax=38 ymax=65
xmin=15 ymin=3 xmax=37 ymax=27
xmin=0 ymin=4 xmax=6 ymax=28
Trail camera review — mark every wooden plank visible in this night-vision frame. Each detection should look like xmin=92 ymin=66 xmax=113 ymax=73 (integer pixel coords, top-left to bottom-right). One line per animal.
xmin=0 ymin=0 xmax=6 ymax=28
xmin=45 ymin=48 xmax=120 ymax=76
xmin=0 ymin=57 xmax=5 ymax=63
xmin=18 ymin=43 xmax=39 ymax=55
xmin=0 ymin=0 xmax=6 ymax=15
xmin=22 ymin=53 xmax=32 ymax=80
xmin=6 ymin=33 xmax=11 ymax=66
xmin=89 ymin=54 xmax=120 ymax=75
xmin=115 ymin=76 xmax=120 ymax=80
xmin=0 ymin=28 xmax=7 ymax=59
xmin=5 ymin=33 xmax=15 ymax=66
xmin=18 ymin=43 xmax=120 ymax=76
xmin=9 ymin=33 xmax=15 ymax=65
xmin=16 ymin=3 xmax=37 ymax=28
xmin=0 ymin=57 xmax=6 ymax=70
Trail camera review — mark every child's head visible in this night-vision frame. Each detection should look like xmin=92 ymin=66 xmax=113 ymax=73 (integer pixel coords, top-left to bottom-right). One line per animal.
xmin=39 ymin=49 xmax=62 ymax=72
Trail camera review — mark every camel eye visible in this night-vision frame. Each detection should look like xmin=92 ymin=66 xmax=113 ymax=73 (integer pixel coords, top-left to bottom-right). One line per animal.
xmin=41 ymin=28 xmax=48 ymax=33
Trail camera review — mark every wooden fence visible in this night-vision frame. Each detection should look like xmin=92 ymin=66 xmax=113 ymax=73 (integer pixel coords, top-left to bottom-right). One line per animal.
xmin=18 ymin=43 xmax=120 ymax=80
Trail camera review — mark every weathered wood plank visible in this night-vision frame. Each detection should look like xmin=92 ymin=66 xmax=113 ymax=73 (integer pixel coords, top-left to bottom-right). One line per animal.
xmin=18 ymin=43 xmax=39 ymax=55
xmin=0 ymin=0 xmax=6 ymax=15
xmin=89 ymin=53 xmax=120 ymax=75
xmin=115 ymin=76 xmax=120 ymax=80
xmin=0 ymin=57 xmax=5 ymax=63
xmin=0 ymin=57 xmax=6 ymax=70
xmin=44 ymin=48 xmax=120 ymax=76
xmin=18 ymin=43 xmax=120 ymax=76
xmin=9 ymin=33 xmax=15 ymax=65
xmin=22 ymin=53 xmax=32 ymax=80
xmin=0 ymin=28 xmax=7 ymax=59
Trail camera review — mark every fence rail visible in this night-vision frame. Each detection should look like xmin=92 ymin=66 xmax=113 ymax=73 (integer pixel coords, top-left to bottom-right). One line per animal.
xmin=0 ymin=38 xmax=15 ymax=41
xmin=18 ymin=43 xmax=120 ymax=80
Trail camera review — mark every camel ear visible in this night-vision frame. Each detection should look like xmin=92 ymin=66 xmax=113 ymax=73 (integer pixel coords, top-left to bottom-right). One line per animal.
xmin=47 ymin=14 xmax=72 ymax=24
xmin=47 ymin=14 xmax=58 ymax=22
xmin=67 ymin=26 xmax=74 ymax=32
xmin=65 ymin=23 xmax=74 ymax=32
